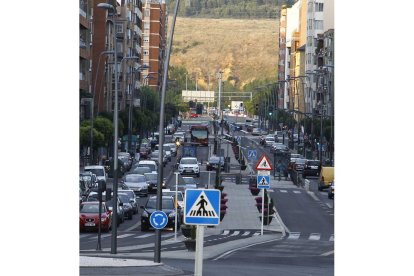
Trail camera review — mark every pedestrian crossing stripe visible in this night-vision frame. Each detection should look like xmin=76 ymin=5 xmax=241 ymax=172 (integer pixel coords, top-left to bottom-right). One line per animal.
xmin=184 ymin=189 xmax=221 ymax=225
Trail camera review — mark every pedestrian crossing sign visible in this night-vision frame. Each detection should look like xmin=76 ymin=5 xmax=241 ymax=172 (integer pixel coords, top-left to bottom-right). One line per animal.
xmin=255 ymin=154 xmax=273 ymax=170
xmin=184 ymin=189 xmax=221 ymax=225
xmin=257 ymin=175 xmax=270 ymax=189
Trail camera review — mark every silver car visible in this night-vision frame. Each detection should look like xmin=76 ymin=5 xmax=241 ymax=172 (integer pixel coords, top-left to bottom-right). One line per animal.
xmin=122 ymin=174 xmax=149 ymax=196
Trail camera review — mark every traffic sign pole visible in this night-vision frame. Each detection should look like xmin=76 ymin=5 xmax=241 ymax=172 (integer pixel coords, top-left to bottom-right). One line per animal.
xmin=195 ymin=225 xmax=204 ymax=276
xmin=261 ymin=188 xmax=264 ymax=236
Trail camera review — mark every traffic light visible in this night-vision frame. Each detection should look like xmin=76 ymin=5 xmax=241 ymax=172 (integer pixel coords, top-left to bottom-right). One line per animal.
xmin=255 ymin=104 xmax=259 ymax=111
xmin=268 ymin=106 xmax=273 ymax=116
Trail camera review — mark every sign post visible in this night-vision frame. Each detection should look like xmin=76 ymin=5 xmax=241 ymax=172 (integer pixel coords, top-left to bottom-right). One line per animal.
xmin=255 ymin=155 xmax=273 ymax=236
xmin=185 ymin=189 xmax=221 ymax=276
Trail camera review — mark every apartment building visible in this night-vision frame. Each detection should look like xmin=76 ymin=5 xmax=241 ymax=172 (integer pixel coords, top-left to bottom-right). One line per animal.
xmin=277 ymin=6 xmax=288 ymax=109
xmin=91 ymin=0 xmax=143 ymax=113
xmin=141 ymin=0 xmax=167 ymax=92
xmin=80 ymin=0 xmax=92 ymax=121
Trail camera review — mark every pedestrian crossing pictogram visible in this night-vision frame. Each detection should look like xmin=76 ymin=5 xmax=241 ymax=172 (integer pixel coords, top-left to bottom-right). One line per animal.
xmin=186 ymin=191 xmax=218 ymax=218
xmin=257 ymin=175 xmax=270 ymax=189
xmin=184 ymin=189 xmax=221 ymax=225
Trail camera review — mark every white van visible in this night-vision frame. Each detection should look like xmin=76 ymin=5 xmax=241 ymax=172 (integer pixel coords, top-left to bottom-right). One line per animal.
xmin=84 ymin=165 xmax=107 ymax=183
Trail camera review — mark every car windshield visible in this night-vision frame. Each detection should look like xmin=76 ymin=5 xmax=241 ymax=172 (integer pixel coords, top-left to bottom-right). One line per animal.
xmin=307 ymin=161 xmax=320 ymax=166
xmin=144 ymin=173 xmax=158 ymax=181
xmin=181 ymin=158 xmax=197 ymax=165
xmin=85 ymin=168 xmax=104 ymax=176
xmin=146 ymin=198 xmax=174 ymax=209
xmin=138 ymin=164 xmax=156 ymax=171
xmin=80 ymin=204 xmax=105 ymax=213
xmin=163 ymin=192 xmax=183 ymax=201
xmin=296 ymin=159 xmax=306 ymax=164
xmin=125 ymin=175 xmax=146 ymax=183
xmin=182 ymin=177 xmax=196 ymax=184
xmin=119 ymin=191 xmax=134 ymax=199
xmin=133 ymin=167 xmax=151 ymax=174
xmin=163 ymin=145 xmax=171 ymax=151
xmin=118 ymin=193 xmax=130 ymax=203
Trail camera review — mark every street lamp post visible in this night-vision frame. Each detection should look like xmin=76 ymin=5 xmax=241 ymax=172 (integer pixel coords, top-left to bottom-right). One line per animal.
xmin=97 ymin=2 xmax=119 ymax=255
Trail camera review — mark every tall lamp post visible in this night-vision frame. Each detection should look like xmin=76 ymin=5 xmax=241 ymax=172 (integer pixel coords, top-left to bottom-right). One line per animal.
xmin=97 ymin=2 xmax=120 ymax=255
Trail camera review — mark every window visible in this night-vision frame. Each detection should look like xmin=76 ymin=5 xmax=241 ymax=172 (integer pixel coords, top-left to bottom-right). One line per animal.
xmin=144 ymin=8 xmax=150 ymax=17
xmin=315 ymin=20 xmax=323 ymax=30
xmin=144 ymin=22 xmax=150 ymax=30
xmin=116 ymin=23 xmax=123 ymax=34
xmin=315 ymin=2 xmax=324 ymax=12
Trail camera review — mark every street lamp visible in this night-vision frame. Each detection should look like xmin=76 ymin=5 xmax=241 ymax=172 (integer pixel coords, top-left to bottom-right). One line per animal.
xmin=97 ymin=2 xmax=119 ymax=255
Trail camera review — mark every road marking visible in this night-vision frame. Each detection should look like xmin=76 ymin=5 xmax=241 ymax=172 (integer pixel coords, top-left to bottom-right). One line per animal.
xmin=80 ymin=234 xmax=94 ymax=239
xmin=308 ymin=233 xmax=321 ymax=240
xmin=125 ymin=221 xmax=141 ymax=231
xmin=252 ymin=232 xmax=260 ymax=236
xmin=162 ymin=233 xmax=175 ymax=238
xmin=221 ymin=230 xmax=230 ymax=235
xmin=241 ymin=232 xmax=250 ymax=236
xmin=117 ymin=233 xmax=135 ymax=239
xmin=229 ymin=231 xmax=240 ymax=237
xmin=329 ymin=234 xmax=334 ymax=242
xmin=326 ymin=203 xmax=332 ymax=208
xmin=134 ymin=233 xmax=154 ymax=239
xmin=307 ymin=191 xmax=320 ymax=201
xmin=320 ymin=250 xmax=334 ymax=256
xmin=88 ymin=234 xmax=111 ymax=240
xmin=279 ymin=190 xmax=288 ymax=193
xmin=267 ymin=189 xmax=274 ymax=192
xmin=287 ymin=232 xmax=300 ymax=240
xmin=292 ymin=190 xmax=301 ymax=194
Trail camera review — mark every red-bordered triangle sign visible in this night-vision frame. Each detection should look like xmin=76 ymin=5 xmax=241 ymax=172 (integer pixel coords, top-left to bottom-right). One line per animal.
xmin=255 ymin=154 xmax=273 ymax=170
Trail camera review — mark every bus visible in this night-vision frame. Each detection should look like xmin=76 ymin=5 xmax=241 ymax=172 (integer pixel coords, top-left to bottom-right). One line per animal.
xmin=190 ymin=125 xmax=209 ymax=146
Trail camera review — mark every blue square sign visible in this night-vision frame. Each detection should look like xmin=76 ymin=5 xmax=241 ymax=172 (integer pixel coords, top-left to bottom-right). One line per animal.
xmin=257 ymin=175 xmax=270 ymax=189
xmin=184 ymin=189 xmax=221 ymax=225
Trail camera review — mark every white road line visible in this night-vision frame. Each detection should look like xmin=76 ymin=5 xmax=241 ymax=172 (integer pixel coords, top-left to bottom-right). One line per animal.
xmin=308 ymin=233 xmax=321 ymax=241
xmin=326 ymin=203 xmax=333 ymax=208
xmin=80 ymin=234 xmax=94 ymax=239
xmin=292 ymin=190 xmax=301 ymax=194
xmin=307 ymin=191 xmax=320 ymax=201
xmin=230 ymin=231 xmax=240 ymax=237
xmin=134 ymin=233 xmax=154 ymax=239
xmin=329 ymin=234 xmax=334 ymax=242
xmin=279 ymin=190 xmax=288 ymax=193
xmin=287 ymin=232 xmax=300 ymax=240
xmin=88 ymin=234 xmax=111 ymax=240
xmin=221 ymin=230 xmax=230 ymax=235
xmin=252 ymin=232 xmax=260 ymax=236
xmin=267 ymin=189 xmax=274 ymax=192
xmin=162 ymin=233 xmax=175 ymax=238
xmin=320 ymin=250 xmax=334 ymax=256
xmin=241 ymin=232 xmax=250 ymax=236
xmin=117 ymin=233 xmax=135 ymax=239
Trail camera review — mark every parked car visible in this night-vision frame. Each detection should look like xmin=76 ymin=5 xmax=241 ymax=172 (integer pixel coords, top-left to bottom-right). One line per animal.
xmin=328 ymin=181 xmax=335 ymax=199
xmin=79 ymin=201 xmax=112 ymax=232
xmin=302 ymin=160 xmax=322 ymax=178
xmin=318 ymin=166 xmax=335 ymax=191
xmin=162 ymin=189 xmax=184 ymax=209
xmin=117 ymin=192 xmax=134 ymax=220
xmin=252 ymin=128 xmax=261 ymax=136
xmin=123 ymin=174 xmax=149 ymax=196
xmin=178 ymin=157 xmax=200 ymax=177
xmin=144 ymin=172 xmax=166 ymax=193
xmin=206 ymin=155 xmax=225 ymax=171
xmin=118 ymin=189 xmax=139 ymax=214
xmin=105 ymin=197 xmax=124 ymax=225
xmin=264 ymin=135 xmax=276 ymax=147
xmin=140 ymin=196 xmax=182 ymax=231
xmin=150 ymin=150 xmax=168 ymax=166
xmin=271 ymin=143 xmax=289 ymax=153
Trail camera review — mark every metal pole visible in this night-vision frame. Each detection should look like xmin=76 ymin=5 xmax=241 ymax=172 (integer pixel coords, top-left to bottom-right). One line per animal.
xmin=96 ymin=198 xmax=102 ymax=251
xmin=128 ymin=69 xmax=133 ymax=154
xmin=174 ymin=172 xmax=179 ymax=241
xmin=154 ymin=0 xmax=180 ymax=263
xmin=261 ymin=188 xmax=264 ymax=236
xmin=194 ymin=225 xmax=204 ymax=276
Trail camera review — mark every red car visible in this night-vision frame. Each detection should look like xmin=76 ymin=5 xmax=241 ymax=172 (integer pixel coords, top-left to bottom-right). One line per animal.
xmin=190 ymin=113 xmax=200 ymax=118
xmin=80 ymin=201 xmax=112 ymax=232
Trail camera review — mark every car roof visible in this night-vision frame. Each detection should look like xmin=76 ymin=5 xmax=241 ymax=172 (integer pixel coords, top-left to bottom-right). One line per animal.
xmin=84 ymin=165 xmax=105 ymax=169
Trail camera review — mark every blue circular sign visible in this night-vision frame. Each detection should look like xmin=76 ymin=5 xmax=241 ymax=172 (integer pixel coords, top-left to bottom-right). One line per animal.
xmin=150 ymin=211 xmax=168 ymax=229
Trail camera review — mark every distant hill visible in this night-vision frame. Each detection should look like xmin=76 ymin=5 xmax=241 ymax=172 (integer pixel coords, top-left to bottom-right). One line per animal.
xmin=170 ymin=17 xmax=279 ymax=90
xmin=168 ymin=0 xmax=294 ymax=19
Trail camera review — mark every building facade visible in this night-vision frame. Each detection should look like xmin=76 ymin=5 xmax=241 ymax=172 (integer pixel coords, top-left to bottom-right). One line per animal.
xmin=141 ymin=0 xmax=167 ymax=92
xmin=80 ymin=0 xmax=92 ymax=121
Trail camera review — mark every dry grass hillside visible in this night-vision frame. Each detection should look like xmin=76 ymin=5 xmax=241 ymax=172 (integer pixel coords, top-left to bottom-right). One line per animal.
xmin=170 ymin=17 xmax=279 ymax=90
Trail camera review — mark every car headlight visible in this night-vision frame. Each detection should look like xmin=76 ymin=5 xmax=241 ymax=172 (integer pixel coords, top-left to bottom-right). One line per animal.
xmin=101 ymin=217 xmax=108 ymax=222
xmin=168 ymin=211 xmax=176 ymax=218
xmin=142 ymin=210 xmax=149 ymax=217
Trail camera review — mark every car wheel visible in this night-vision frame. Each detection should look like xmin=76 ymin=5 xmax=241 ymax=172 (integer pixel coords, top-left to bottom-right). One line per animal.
xmin=197 ymin=173 xmax=200 ymax=178
xmin=141 ymin=224 xmax=149 ymax=231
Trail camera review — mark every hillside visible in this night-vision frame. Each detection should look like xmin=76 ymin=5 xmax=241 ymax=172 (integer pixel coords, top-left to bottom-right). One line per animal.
xmin=170 ymin=17 xmax=279 ymax=90
xmin=168 ymin=0 xmax=293 ymax=19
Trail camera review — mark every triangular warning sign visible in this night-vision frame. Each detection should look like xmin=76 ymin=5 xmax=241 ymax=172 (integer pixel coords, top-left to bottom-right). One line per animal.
xmin=186 ymin=191 xmax=219 ymax=218
xmin=255 ymin=154 xmax=273 ymax=170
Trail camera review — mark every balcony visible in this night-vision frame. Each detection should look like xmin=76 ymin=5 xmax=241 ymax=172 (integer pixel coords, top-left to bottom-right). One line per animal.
xmin=79 ymin=79 xmax=89 ymax=91
xmin=79 ymin=47 xmax=90 ymax=59
xmin=135 ymin=8 xmax=142 ymax=20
